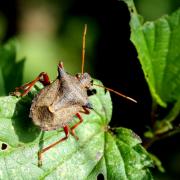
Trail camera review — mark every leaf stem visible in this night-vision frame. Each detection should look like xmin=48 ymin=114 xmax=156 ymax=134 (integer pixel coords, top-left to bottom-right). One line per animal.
xmin=143 ymin=125 xmax=180 ymax=149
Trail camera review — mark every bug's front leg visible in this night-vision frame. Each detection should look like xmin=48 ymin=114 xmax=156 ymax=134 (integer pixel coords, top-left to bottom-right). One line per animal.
xmin=11 ymin=72 xmax=50 ymax=97
xmin=70 ymin=107 xmax=90 ymax=140
xmin=38 ymin=125 xmax=69 ymax=167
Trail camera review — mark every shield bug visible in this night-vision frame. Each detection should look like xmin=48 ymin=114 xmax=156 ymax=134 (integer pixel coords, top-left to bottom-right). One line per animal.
xmin=12 ymin=24 xmax=136 ymax=166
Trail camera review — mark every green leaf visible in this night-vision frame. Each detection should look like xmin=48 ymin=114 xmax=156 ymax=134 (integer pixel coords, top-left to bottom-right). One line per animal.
xmin=0 ymin=68 xmax=6 ymax=95
xmin=149 ymin=153 xmax=165 ymax=173
xmin=0 ymin=80 xmax=153 ymax=179
xmin=103 ymin=128 xmax=153 ymax=180
xmin=0 ymin=40 xmax=25 ymax=96
xmin=122 ymin=0 xmax=180 ymax=107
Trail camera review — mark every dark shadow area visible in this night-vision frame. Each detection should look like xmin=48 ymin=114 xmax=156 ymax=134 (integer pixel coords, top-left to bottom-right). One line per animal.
xmin=150 ymin=133 xmax=180 ymax=180
xmin=12 ymin=95 xmax=41 ymax=143
xmin=93 ymin=1 xmax=152 ymax=135
xmin=0 ymin=0 xmax=18 ymax=42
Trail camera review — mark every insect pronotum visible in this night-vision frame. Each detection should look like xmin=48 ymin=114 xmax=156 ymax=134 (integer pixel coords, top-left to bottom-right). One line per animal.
xmin=12 ymin=24 xmax=137 ymax=166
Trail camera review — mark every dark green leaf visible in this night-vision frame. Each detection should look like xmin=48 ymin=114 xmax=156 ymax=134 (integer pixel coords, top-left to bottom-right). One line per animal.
xmin=0 ymin=40 xmax=25 ymax=96
xmin=0 ymin=68 xmax=5 ymax=95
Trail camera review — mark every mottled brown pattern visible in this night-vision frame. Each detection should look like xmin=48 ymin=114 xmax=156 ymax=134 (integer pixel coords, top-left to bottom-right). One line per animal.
xmin=30 ymin=65 xmax=92 ymax=131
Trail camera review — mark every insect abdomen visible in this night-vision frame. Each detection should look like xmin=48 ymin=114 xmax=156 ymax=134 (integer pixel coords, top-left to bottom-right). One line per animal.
xmin=30 ymin=106 xmax=54 ymax=130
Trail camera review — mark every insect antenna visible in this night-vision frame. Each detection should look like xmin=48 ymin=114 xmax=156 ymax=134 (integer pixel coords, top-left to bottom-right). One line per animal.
xmin=81 ymin=24 xmax=87 ymax=75
xmin=93 ymin=83 xmax=137 ymax=103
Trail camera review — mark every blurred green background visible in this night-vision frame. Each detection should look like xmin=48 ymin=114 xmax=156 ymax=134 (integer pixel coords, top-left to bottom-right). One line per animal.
xmin=0 ymin=0 xmax=180 ymax=179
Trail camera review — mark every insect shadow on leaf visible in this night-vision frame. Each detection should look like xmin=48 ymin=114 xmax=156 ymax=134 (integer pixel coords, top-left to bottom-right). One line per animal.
xmin=12 ymin=96 xmax=41 ymax=143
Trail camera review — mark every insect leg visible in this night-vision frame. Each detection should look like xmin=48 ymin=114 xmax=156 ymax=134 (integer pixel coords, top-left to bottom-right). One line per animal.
xmin=38 ymin=125 xmax=69 ymax=167
xmin=39 ymin=72 xmax=50 ymax=86
xmin=70 ymin=107 xmax=90 ymax=140
xmin=12 ymin=72 xmax=50 ymax=97
xmin=81 ymin=106 xmax=91 ymax=114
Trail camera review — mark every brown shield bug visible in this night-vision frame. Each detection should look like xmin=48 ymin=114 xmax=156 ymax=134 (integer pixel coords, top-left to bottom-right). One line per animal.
xmin=12 ymin=24 xmax=136 ymax=166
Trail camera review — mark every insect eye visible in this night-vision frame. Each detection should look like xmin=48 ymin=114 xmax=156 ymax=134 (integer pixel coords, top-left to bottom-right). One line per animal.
xmin=76 ymin=74 xmax=81 ymax=79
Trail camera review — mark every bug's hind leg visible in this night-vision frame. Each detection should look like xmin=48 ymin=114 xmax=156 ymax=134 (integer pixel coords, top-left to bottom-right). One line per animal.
xmin=38 ymin=125 xmax=69 ymax=167
xmin=11 ymin=72 xmax=50 ymax=97
xmin=70 ymin=113 xmax=83 ymax=140
xmin=70 ymin=107 xmax=90 ymax=140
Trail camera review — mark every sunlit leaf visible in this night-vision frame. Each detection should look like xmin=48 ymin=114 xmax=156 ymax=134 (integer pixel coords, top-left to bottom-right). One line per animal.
xmin=123 ymin=0 xmax=180 ymax=107
xmin=0 ymin=80 xmax=153 ymax=179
